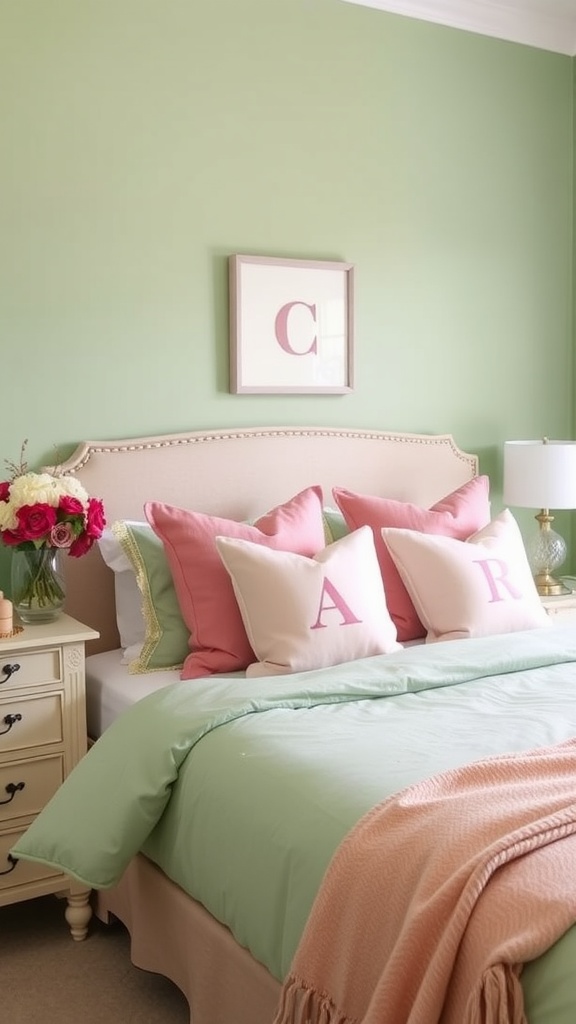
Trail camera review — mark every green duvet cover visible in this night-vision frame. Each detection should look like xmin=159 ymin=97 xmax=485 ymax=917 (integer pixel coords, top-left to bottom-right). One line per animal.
xmin=13 ymin=626 xmax=576 ymax=1023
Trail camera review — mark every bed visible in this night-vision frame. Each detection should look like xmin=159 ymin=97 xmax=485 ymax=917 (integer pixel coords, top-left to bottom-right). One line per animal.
xmin=10 ymin=425 xmax=576 ymax=1024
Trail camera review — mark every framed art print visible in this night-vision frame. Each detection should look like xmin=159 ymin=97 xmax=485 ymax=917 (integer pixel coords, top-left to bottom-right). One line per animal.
xmin=229 ymin=254 xmax=354 ymax=394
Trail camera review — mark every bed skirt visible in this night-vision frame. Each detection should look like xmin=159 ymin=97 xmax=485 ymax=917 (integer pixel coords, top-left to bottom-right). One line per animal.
xmin=94 ymin=854 xmax=280 ymax=1024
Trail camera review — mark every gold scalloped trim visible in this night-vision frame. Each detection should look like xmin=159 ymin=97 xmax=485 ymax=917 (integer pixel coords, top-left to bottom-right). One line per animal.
xmin=111 ymin=520 xmax=183 ymax=675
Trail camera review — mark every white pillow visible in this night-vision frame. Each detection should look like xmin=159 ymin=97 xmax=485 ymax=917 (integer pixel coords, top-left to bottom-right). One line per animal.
xmin=381 ymin=509 xmax=550 ymax=642
xmin=98 ymin=528 xmax=145 ymax=662
xmin=215 ymin=525 xmax=401 ymax=676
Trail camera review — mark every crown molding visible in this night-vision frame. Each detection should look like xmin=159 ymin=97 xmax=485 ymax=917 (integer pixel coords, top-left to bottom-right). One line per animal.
xmin=340 ymin=0 xmax=576 ymax=56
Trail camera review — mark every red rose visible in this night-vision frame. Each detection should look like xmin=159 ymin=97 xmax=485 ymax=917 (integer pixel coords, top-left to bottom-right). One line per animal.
xmin=69 ymin=532 xmax=95 ymax=558
xmin=16 ymin=503 xmax=57 ymax=541
xmin=0 ymin=481 xmax=10 ymax=502
xmin=85 ymin=497 xmax=106 ymax=539
xmin=59 ymin=496 xmax=84 ymax=517
xmin=0 ymin=528 xmax=25 ymax=546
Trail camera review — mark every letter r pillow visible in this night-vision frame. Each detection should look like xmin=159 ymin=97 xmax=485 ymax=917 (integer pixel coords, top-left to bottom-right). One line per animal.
xmin=381 ymin=509 xmax=550 ymax=642
xmin=215 ymin=526 xmax=401 ymax=676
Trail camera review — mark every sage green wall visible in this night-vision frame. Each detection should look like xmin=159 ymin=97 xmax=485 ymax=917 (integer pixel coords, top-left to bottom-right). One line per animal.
xmin=1 ymin=0 xmax=573 ymax=589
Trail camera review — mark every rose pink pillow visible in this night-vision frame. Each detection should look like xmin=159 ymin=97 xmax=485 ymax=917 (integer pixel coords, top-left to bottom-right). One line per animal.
xmin=332 ymin=476 xmax=491 ymax=642
xmin=381 ymin=509 xmax=550 ymax=643
xmin=145 ymin=487 xmax=326 ymax=678
xmin=215 ymin=526 xmax=401 ymax=677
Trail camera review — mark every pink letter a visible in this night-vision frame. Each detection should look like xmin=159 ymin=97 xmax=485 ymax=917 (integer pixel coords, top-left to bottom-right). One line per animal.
xmin=310 ymin=577 xmax=362 ymax=630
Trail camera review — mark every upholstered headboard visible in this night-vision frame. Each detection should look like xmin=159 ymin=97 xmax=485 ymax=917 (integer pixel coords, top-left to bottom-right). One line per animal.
xmin=53 ymin=426 xmax=478 ymax=654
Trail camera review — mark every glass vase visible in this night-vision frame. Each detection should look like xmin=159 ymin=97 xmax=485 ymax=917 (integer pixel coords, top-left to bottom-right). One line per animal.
xmin=11 ymin=547 xmax=66 ymax=624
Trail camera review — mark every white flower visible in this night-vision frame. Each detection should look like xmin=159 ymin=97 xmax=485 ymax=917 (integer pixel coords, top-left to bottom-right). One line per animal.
xmin=58 ymin=475 xmax=90 ymax=503
xmin=9 ymin=473 xmax=62 ymax=508
xmin=0 ymin=501 xmax=16 ymax=531
xmin=8 ymin=473 xmax=88 ymax=509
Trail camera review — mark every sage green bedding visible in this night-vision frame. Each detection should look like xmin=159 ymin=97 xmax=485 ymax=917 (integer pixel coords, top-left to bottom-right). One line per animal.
xmin=13 ymin=626 xmax=576 ymax=1023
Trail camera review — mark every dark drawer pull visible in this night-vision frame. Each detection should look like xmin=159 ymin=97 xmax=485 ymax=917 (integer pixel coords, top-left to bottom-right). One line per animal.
xmin=0 ymin=713 xmax=22 ymax=736
xmin=0 ymin=854 xmax=18 ymax=876
xmin=1 ymin=664 xmax=20 ymax=685
xmin=0 ymin=781 xmax=25 ymax=806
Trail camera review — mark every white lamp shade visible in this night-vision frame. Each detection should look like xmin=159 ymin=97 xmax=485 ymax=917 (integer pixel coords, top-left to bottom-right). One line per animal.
xmin=503 ymin=440 xmax=576 ymax=510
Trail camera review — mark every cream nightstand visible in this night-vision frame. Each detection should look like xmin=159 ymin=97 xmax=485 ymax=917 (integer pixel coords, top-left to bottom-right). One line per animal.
xmin=540 ymin=590 xmax=576 ymax=626
xmin=0 ymin=613 xmax=98 ymax=940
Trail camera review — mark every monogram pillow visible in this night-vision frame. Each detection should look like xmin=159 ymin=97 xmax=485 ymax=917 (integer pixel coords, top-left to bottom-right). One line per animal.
xmin=215 ymin=525 xmax=401 ymax=677
xmin=381 ymin=509 xmax=549 ymax=642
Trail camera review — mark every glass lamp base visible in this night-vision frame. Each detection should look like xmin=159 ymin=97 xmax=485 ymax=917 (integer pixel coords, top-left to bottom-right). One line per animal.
xmin=526 ymin=516 xmax=568 ymax=597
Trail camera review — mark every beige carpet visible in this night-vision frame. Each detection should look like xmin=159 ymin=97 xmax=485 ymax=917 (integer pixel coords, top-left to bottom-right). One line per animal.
xmin=1 ymin=894 xmax=190 ymax=1023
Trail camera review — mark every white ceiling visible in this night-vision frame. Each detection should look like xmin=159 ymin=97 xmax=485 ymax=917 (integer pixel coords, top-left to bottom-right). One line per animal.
xmin=340 ymin=0 xmax=576 ymax=55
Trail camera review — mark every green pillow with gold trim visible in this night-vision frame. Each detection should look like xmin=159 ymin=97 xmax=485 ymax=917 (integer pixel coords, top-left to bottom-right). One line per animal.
xmin=112 ymin=521 xmax=189 ymax=673
xmin=322 ymin=507 xmax=350 ymax=544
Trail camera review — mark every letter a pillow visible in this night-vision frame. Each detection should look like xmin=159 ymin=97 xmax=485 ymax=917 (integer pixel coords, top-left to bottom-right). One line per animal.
xmin=215 ymin=526 xmax=401 ymax=676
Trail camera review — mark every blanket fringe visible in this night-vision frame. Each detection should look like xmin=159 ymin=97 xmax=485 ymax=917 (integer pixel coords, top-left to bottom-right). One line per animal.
xmin=465 ymin=964 xmax=527 ymax=1024
xmin=273 ymin=974 xmax=357 ymax=1024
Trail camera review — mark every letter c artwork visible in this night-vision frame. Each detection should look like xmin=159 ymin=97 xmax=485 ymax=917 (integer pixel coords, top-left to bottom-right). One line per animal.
xmin=275 ymin=301 xmax=318 ymax=356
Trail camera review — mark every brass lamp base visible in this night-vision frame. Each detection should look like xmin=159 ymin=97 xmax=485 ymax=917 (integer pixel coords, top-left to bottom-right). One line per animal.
xmin=533 ymin=572 xmax=570 ymax=597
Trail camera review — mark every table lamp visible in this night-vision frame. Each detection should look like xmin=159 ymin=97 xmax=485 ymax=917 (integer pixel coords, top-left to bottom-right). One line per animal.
xmin=503 ymin=438 xmax=576 ymax=596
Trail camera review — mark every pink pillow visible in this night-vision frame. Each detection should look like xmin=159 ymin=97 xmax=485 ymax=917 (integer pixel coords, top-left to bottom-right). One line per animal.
xmin=145 ymin=487 xmax=326 ymax=678
xmin=381 ymin=509 xmax=550 ymax=642
xmin=215 ymin=526 xmax=401 ymax=676
xmin=332 ymin=476 xmax=491 ymax=642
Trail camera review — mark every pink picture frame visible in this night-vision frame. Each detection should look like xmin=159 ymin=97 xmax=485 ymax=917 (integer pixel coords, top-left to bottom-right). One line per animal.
xmin=229 ymin=255 xmax=355 ymax=394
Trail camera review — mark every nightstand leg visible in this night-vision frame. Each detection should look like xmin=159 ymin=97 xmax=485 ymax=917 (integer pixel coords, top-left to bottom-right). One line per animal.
xmin=65 ymin=889 xmax=92 ymax=941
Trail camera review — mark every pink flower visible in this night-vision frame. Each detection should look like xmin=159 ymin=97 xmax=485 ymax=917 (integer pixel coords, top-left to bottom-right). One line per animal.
xmin=0 ymin=481 xmax=10 ymax=502
xmin=85 ymin=497 xmax=106 ymax=539
xmin=15 ymin=503 xmax=57 ymax=541
xmin=69 ymin=532 xmax=95 ymax=558
xmin=50 ymin=522 xmax=74 ymax=548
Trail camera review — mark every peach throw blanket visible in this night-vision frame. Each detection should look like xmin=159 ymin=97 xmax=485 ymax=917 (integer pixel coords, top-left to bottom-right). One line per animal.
xmin=274 ymin=738 xmax=576 ymax=1024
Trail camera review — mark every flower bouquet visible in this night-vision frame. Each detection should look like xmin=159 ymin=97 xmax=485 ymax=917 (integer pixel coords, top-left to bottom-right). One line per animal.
xmin=0 ymin=443 xmax=106 ymax=623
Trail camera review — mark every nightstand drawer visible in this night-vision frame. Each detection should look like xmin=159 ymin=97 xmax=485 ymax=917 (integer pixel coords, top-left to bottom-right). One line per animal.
xmin=0 ymin=693 xmax=63 ymax=756
xmin=0 ymin=648 xmax=62 ymax=691
xmin=0 ymin=754 xmax=64 ymax=824
xmin=0 ymin=829 xmax=62 ymax=893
